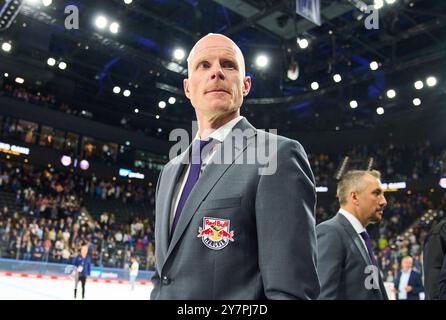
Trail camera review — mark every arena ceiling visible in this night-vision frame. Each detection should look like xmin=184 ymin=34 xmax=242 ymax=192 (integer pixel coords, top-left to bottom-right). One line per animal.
xmin=0 ymin=0 xmax=445 ymax=136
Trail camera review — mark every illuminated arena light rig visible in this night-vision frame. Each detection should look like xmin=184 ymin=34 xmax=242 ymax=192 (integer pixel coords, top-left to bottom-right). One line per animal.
xmin=0 ymin=0 xmax=25 ymax=31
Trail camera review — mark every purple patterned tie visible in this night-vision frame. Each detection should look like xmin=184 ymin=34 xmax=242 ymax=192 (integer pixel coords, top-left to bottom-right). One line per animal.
xmin=170 ymin=139 xmax=213 ymax=237
xmin=360 ymin=231 xmax=378 ymax=267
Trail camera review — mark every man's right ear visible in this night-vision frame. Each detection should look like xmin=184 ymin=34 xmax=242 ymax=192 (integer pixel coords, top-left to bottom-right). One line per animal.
xmin=183 ymin=79 xmax=190 ymax=99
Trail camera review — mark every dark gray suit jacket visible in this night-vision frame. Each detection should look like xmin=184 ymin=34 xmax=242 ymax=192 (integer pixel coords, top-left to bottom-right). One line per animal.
xmin=439 ymin=254 xmax=446 ymax=299
xmin=316 ymin=213 xmax=389 ymax=300
xmin=150 ymin=118 xmax=320 ymax=300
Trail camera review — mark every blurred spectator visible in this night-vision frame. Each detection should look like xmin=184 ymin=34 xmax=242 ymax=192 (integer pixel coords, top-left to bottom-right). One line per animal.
xmin=393 ymin=256 xmax=424 ymax=300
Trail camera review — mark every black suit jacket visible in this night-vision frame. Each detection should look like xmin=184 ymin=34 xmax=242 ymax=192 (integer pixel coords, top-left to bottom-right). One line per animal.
xmin=439 ymin=255 xmax=446 ymax=299
xmin=394 ymin=269 xmax=424 ymax=300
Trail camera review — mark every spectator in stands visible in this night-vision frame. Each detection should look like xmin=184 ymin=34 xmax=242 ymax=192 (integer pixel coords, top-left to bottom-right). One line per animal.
xmin=393 ymin=256 xmax=424 ymax=300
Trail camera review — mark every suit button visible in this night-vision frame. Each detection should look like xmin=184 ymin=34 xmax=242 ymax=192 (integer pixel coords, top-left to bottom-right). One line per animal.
xmin=162 ymin=276 xmax=171 ymax=285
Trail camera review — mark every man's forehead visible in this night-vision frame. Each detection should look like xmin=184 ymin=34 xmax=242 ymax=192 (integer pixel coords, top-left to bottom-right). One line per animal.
xmin=363 ymin=175 xmax=382 ymax=188
xmin=190 ymin=40 xmax=241 ymax=58
xmin=190 ymin=46 xmax=239 ymax=62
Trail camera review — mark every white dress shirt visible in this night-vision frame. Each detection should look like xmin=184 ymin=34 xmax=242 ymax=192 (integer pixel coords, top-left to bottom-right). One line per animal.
xmin=398 ymin=269 xmax=411 ymax=300
xmin=169 ymin=116 xmax=244 ymax=230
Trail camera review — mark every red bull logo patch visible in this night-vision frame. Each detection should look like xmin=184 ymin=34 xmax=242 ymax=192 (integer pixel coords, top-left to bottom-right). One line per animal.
xmin=197 ymin=217 xmax=234 ymax=250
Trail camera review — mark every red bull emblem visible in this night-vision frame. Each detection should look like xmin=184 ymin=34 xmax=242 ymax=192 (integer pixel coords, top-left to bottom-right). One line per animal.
xmin=197 ymin=217 xmax=234 ymax=250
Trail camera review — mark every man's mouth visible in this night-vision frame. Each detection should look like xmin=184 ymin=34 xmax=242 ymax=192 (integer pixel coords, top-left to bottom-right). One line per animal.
xmin=206 ymin=89 xmax=229 ymax=94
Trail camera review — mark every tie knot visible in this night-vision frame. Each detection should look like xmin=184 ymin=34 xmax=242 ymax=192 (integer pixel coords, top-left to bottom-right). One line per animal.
xmin=360 ymin=231 xmax=371 ymax=242
xmin=199 ymin=138 xmax=213 ymax=149
xmin=191 ymin=138 xmax=213 ymax=164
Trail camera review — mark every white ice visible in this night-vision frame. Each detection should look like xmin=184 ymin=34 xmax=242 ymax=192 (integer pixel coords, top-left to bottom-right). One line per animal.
xmin=0 ymin=275 xmax=153 ymax=300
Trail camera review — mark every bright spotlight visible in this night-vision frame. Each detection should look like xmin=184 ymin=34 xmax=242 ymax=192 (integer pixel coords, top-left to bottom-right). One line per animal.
xmin=25 ymin=0 xmax=39 ymax=5
xmin=58 ymin=62 xmax=67 ymax=70
xmin=385 ymin=0 xmax=396 ymax=4
xmin=124 ymin=0 xmax=133 ymax=4
xmin=134 ymin=108 xmax=139 ymax=113
xmin=4 ymin=73 xmax=8 ymax=77
xmin=311 ymin=81 xmax=319 ymax=90
xmin=413 ymin=98 xmax=421 ymax=106
xmin=376 ymin=107 xmax=384 ymax=115
xmin=374 ymin=0 xmax=384 ymax=9
xmin=155 ymin=115 xmax=160 ymax=119
xmin=297 ymin=38 xmax=309 ymax=49
xmin=61 ymin=155 xmax=72 ymax=167
xmin=370 ymin=61 xmax=379 ymax=71
xmin=168 ymin=97 xmax=176 ymax=104
xmin=173 ymin=48 xmax=185 ymax=61
xmin=426 ymin=76 xmax=437 ymax=87
xmin=1 ymin=42 xmax=12 ymax=52
xmin=350 ymin=100 xmax=358 ymax=109
xmin=158 ymin=101 xmax=166 ymax=109
xmin=95 ymin=15 xmax=108 ymax=29
xmin=113 ymin=86 xmax=121 ymax=94
xmin=109 ymin=22 xmax=120 ymax=34
xmin=42 ymin=0 xmax=52 ymax=7
xmin=333 ymin=74 xmax=342 ymax=83
xmin=15 ymin=77 xmax=24 ymax=84
xmin=386 ymin=89 xmax=396 ymax=99
xmin=47 ymin=57 xmax=56 ymax=66
xmin=414 ymin=80 xmax=423 ymax=90
xmin=255 ymin=55 xmax=269 ymax=68
xmin=80 ymin=160 xmax=90 ymax=171
xmin=123 ymin=89 xmax=131 ymax=97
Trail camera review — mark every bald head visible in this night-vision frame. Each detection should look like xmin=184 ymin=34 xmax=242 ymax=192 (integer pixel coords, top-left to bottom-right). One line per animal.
xmin=187 ymin=33 xmax=246 ymax=76
xmin=183 ymin=33 xmax=251 ymax=127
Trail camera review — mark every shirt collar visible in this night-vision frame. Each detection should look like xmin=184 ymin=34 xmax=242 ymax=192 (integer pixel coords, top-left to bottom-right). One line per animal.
xmin=194 ymin=116 xmax=244 ymax=143
xmin=401 ymin=269 xmax=412 ymax=275
xmin=339 ymin=208 xmax=366 ymax=234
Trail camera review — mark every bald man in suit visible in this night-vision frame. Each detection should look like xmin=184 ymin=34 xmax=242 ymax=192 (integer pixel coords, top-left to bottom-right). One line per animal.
xmin=150 ymin=33 xmax=319 ymax=300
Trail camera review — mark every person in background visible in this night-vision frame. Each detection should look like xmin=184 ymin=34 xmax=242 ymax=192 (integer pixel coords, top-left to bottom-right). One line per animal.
xmin=129 ymin=256 xmax=139 ymax=291
xmin=393 ymin=256 xmax=424 ymax=300
xmin=72 ymin=241 xmax=91 ymax=299
xmin=317 ymin=170 xmax=388 ymax=300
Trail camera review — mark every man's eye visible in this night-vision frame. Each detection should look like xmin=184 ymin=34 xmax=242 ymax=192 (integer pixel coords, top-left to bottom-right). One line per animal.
xmin=222 ymin=62 xmax=235 ymax=69
xmin=199 ymin=62 xmax=210 ymax=68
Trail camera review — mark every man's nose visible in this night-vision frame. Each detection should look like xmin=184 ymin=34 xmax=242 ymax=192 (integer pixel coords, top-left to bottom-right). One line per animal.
xmin=210 ymin=63 xmax=225 ymax=80
xmin=380 ymin=195 xmax=387 ymax=207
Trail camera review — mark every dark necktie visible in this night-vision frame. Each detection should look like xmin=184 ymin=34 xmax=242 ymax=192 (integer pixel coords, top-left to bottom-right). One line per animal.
xmin=360 ymin=231 xmax=378 ymax=267
xmin=170 ymin=138 xmax=213 ymax=237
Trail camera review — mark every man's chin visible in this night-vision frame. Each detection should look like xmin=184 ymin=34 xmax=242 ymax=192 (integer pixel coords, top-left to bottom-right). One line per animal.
xmin=370 ymin=212 xmax=383 ymax=223
xmin=204 ymin=106 xmax=239 ymax=120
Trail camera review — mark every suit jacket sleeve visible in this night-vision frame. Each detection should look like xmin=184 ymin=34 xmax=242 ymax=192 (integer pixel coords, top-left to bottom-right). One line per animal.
xmin=439 ymin=255 xmax=446 ymax=299
xmin=150 ymin=166 xmax=164 ymax=300
xmin=86 ymin=258 xmax=91 ymax=276
xmin=255 ymin=139 xmax=319 ymax=299
xmin=316 ymin=223 xmax=344 ymax=299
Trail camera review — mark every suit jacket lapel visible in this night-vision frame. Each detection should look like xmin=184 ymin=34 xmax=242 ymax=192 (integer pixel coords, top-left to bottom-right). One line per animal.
xmin=165 ymin=118 xmax=257 ymax=262
xmin=336 ymin=214 xmax=388 ymax=299
xmin=155 ymin=149 xmax=188 ymax=270
xmin=336 ymin=213 xmax=373 ymax=266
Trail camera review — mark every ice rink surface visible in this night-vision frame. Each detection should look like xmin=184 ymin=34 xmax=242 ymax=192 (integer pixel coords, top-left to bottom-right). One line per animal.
xmin=0 ymin=274 xmax=153 ymax=300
